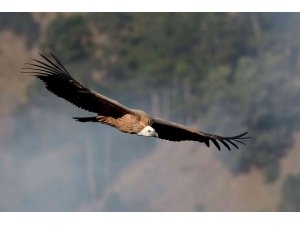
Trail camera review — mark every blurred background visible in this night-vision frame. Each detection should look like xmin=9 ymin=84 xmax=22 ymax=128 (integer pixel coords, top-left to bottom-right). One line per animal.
xmin=0 ymin=12 xmax=300 ymax=211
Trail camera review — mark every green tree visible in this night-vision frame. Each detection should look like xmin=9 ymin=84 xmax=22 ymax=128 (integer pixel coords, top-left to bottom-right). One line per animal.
xmin=42 ymin=14 xmax=94 ymax=62
xmin=204 ymin=54 xmax=300 ymax=182
xmin=0 ymin=12 xmax=39 ymax=47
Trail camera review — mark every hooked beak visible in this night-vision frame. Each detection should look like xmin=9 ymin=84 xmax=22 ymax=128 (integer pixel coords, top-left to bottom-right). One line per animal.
xmin=153 ymin=132 xmax=159 ymax=138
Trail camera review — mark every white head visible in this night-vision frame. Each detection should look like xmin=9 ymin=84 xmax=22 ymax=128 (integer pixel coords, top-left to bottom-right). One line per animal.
xmin=137 ymin=125 xmax=158 ymax=137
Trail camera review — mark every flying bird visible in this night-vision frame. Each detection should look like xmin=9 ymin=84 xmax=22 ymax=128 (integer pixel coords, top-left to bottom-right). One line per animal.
xmin=22 ymin=53 xmax=250 ymax=151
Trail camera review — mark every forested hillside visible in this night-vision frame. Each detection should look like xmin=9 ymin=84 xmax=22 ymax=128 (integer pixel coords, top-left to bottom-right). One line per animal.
xmin=0 ymin=12 xmax=300 ymax=211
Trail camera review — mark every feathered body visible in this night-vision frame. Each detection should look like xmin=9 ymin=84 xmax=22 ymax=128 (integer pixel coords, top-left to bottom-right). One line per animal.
xmin=96 ymin=110 xmax=152 ymax=134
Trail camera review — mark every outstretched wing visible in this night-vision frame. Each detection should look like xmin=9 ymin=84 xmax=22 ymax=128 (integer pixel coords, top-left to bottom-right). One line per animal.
xmin=22 ymin=53 xmax=133 ymax=118
xmin=151 ymin=118 xmax=250 ymax=151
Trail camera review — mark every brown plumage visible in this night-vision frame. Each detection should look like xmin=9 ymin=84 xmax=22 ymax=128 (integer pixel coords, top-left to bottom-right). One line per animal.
xmin=22 ymin=53 xmax=250 ymax=151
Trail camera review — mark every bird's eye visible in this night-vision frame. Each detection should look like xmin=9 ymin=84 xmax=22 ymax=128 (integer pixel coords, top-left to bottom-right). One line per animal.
xmin=148 ymin=130 xmax=151 ymax=132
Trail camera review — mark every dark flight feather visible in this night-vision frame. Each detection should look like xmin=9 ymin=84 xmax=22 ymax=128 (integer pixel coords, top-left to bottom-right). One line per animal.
xmin=22 ymin=53 xmax=133 ymax=118
xmin=151 ymin=118 xmax=250 ymax=150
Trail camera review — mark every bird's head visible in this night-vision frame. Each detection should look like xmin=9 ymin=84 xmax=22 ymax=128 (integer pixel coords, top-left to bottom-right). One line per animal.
xmin=137 ymin=125 xmax=158 ymax=138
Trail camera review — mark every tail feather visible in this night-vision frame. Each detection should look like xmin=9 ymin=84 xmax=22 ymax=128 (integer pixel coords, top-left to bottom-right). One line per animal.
xmin=73 ymin=117 xmax=98 ymax=122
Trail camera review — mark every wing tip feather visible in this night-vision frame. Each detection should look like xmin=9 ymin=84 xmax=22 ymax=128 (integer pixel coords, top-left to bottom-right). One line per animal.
xmin=206 ymin=131 xmax=250 ymax=151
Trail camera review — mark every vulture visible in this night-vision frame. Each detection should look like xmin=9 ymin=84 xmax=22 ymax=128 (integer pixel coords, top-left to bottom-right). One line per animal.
xmin=22 ymin=53 xmax=250 ymax=151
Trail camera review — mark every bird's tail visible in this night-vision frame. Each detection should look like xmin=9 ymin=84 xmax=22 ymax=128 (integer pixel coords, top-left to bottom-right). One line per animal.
xmin=73 ymin=117 xmax=98 ymax=122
